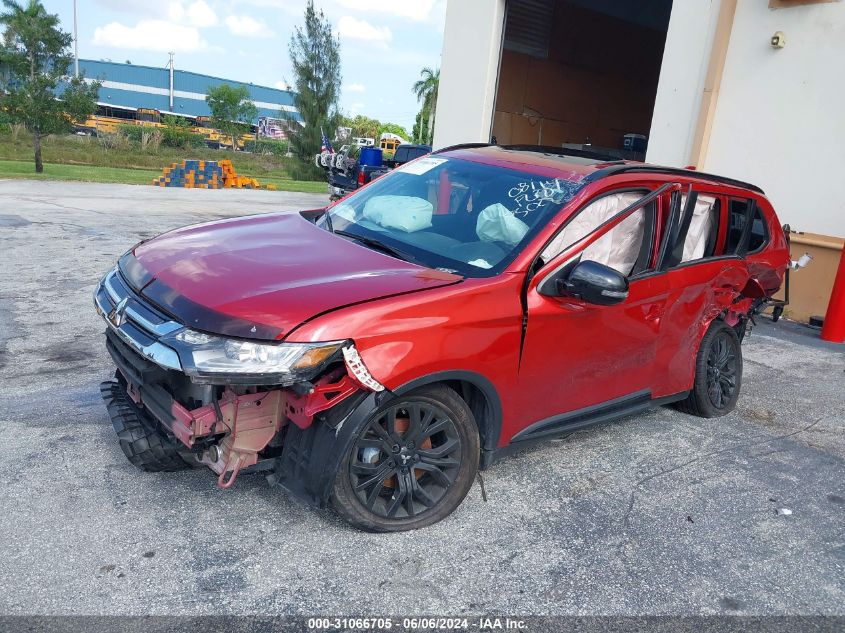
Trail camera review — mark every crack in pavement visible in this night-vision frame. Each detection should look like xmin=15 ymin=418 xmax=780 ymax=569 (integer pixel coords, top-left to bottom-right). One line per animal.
xmin=618 ymin=415 xmax=827 ymax=543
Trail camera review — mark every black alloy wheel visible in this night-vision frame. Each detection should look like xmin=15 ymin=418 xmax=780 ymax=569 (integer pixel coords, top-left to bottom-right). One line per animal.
xmin=706 ymin=330 xmax=738 ymax=408
xmin=675 ymin=320 xmax=743 ymax=418
xmin=331 ymin=385 xmax=480 ymax=532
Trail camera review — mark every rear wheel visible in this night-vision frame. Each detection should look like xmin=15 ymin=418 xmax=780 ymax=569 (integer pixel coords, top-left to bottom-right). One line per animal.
xmin=331 ymin=385 xmax=480 ymax=532
xmin=675 ymin=320 xmax=743 ymax=417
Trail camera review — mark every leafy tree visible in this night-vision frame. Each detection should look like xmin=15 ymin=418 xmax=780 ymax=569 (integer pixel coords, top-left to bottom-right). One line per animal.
xmin=338 ymin=115 xmax=408 ymax=144
xmin=0 ymin=0 xmax=100 ymax=172
xmin=160 ymin=114 xmax=204 ymax=149
xmin=205 ymin=83 xmax=257 ymax=152
xmin=379 ymin=122 xmax=408 ymax=141
xmin=286 ymin=0 xmax=341 ymax=179
xmin=412 ymin=66 xmax=439 ymax=145
xmin=340 ymin=114 xmax=379 ymax=141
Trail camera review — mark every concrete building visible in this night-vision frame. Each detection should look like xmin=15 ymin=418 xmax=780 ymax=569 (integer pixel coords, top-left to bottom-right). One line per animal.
xmin=434 ymin=0 xmax=844 ymax=323
xmin=73 ymin=59 xmax=298 ymax=124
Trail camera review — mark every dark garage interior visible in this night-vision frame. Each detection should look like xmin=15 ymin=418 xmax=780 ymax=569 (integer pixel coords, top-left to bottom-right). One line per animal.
xmin=492 ymin=0 xmax=673 ymax=154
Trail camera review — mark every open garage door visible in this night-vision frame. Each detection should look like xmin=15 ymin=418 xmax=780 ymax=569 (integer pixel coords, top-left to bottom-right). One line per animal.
xmin=492 ymin=0 xmax=673 ymax=159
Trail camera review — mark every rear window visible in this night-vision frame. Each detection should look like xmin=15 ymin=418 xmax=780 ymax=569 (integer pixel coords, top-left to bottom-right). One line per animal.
xmin=395 ymin=146 xmax=429 ymax=163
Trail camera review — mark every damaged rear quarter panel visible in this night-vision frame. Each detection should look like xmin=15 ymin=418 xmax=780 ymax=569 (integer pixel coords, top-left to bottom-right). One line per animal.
xmin=656 ymin=259 xmax=750 ymax=396
xmin=747 ymin=196 xmax=791 ymax=293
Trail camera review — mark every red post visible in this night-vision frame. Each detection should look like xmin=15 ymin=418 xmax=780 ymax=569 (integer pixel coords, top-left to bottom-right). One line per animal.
xmin=820 ymin=243 xmax=845 ymax=343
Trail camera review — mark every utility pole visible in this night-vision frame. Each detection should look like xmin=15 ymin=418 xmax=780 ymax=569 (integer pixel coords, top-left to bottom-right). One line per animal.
xmin=168 ymin=52 xmax=175 ymax=110
xmin=73 ymin=0 xmax=79 ymax=77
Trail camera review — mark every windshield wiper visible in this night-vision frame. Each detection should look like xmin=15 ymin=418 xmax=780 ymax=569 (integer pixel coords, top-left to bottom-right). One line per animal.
xmin=335 ymin=230 xmax=418 ymax=264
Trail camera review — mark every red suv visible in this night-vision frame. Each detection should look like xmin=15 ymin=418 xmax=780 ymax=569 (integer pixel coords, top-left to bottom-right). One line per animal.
xmin=95 ymin=145 xmax=790 ymax=531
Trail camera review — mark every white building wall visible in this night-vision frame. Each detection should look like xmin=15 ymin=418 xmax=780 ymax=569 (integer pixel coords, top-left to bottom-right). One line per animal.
xmin=432 ymin=0 xmax=506 ymax=150
xmin=704 ymin=1 xmax=845 ymax=238
xmin=645 ymin=0 xmax=723 ymax=167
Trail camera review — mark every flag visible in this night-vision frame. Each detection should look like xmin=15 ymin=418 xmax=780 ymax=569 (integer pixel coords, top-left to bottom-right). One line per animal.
xmin=320 ymin=127 xmax=335 ymax=154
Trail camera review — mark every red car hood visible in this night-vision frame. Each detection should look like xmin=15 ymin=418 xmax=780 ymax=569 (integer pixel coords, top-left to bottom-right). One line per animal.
xmin=125 ymin=212 xmax=461 ymax=340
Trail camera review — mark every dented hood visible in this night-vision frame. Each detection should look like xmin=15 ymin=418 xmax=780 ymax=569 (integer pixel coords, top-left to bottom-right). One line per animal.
xmin=121 ymin=212 xmax=461 ymax=340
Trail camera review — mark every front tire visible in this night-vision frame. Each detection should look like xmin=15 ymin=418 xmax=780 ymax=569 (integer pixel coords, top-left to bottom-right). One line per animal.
xmin=331 ymin=385 xmax=480 ymax=532
xmin=676 ymin=320 xmax=743 ymax=418
xmin=103 ymin=378 xmax=196 ymax=472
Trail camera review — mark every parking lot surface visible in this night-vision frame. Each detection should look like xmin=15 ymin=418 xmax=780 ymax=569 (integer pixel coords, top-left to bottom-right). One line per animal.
xmin=1 ymin=180 xmax=843 ymax=616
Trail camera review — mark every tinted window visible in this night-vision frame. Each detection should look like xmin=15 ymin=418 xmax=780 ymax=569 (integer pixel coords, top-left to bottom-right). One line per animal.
xmin=725 ymin=199 xmax=749 ymax=254
xmin=395 ymin=146 xmax=429 ymax=164
xmin=725 ymin=199 xmax=768 ymax=254
xmin=321 ymin=157 xmax=586 ymax=277
xmin=748 ymin=207 xmax=769 ymax=252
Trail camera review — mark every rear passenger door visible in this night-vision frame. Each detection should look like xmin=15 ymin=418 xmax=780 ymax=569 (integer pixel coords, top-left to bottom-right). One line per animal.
xmin=654 ymin=189 xmax=757 ymax=397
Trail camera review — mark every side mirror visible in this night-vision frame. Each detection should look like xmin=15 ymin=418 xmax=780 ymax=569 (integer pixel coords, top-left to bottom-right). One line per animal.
xmin=538 ymin=260 xmax=629 ymax=305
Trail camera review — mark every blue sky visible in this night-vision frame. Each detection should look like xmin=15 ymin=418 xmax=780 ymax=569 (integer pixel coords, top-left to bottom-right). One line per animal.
xmin=42 ymin=0 xmax=447 ymax=134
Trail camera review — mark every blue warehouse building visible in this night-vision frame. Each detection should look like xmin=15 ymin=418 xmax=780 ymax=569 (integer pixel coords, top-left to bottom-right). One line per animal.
xmin=75 ymin=59 xmax=299 ymax=124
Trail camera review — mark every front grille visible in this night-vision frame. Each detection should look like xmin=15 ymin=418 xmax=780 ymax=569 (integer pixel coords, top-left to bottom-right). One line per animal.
xmin=94 ymin=268 xmax=183 ymax=371
xmin=104 ymin=330 xmax=177 ymax=429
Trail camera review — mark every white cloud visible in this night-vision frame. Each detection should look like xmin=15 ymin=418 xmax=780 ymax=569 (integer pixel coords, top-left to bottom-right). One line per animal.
xmin=167 ymin=2 xmax=185 ymax=21
xmin=92 ymin=20 xmax=208 ymax=52
xmin=186 ymin=1 xmax=218 ymax=27
xmin=345 ymin=83 xmax=365 ymax=93
xmin=96 ymin=0 xmax=218 ymax=25
xmin=274 ymin=80 xmax=292 ymax=90
xmin=94 ymin=0 xmax=172 ymax=15
xmin=225 ymin=15 xmax=274 ymax=38
xmin=337 ymin=16 xmax=392 ymax=47
xmin=333 ymin=0 xmax=438 ymax=22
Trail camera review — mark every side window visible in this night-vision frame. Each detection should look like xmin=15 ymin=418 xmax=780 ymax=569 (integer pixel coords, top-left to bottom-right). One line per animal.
xmin=679 ymin=194 xmax=721 ymax=262
xmin=747 ymin=206 xmax=769 ymax=253
xmin=540 ymin=191 xmax=651 ymax=277
xmin=724 ymin=198 xmax=769 ymax=254
xmin=724 ymin=199 xmax=749 ymax=254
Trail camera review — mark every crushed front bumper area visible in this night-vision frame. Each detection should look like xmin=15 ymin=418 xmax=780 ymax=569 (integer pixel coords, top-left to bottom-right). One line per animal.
xmin=94 ymin=267 xmax=388 ymax=498
xmin=101 ymin=329 xmax=372 ymax=492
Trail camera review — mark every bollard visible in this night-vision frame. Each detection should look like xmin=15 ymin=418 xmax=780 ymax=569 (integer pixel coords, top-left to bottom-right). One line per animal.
xmin=820 ymin=242 xmax=845 ymax=343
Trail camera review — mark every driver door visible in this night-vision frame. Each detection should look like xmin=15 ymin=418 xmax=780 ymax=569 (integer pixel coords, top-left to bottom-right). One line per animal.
xmin=514 ymin=185 xmax=671 ymax=439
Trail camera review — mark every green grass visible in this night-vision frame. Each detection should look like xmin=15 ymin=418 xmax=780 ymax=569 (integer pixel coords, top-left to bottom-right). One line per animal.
xmin=0 ymin=160 xmax=161 ymax=184
xmin=0 ymin=131 xmax=327 ymax=193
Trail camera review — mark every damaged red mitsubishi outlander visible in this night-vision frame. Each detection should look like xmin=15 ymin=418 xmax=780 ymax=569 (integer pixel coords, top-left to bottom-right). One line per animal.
xmin=95 ymin=145 xmax=790 ymax=531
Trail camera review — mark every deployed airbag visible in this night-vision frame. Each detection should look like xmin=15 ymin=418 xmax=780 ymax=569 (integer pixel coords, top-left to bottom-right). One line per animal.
xmin=542 ymin=192 xmax=645 ymax=275
xmin=681 ymin=195 xmax=717 ymax=262
xmin=476 ymin=203 xmax=529 ymax=246
xmin=361 ymin=195 xmax=433 ymax=233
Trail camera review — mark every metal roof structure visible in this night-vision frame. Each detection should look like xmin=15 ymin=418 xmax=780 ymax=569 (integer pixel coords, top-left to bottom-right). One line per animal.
xmin=71 ymin=59 xmax=299 ymax=124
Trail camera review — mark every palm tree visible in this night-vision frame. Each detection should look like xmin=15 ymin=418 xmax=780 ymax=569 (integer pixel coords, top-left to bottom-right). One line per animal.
xmin=412 ymin=66 xmax=439 ymax=145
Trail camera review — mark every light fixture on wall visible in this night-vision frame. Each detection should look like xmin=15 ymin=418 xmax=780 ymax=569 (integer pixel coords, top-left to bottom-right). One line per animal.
xmin=771 ymin=31 xmax=786 ymax=48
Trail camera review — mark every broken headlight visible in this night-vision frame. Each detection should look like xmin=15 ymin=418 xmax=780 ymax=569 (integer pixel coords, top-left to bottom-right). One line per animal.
xmin=164 ymin=328 xmax=345 ymax=383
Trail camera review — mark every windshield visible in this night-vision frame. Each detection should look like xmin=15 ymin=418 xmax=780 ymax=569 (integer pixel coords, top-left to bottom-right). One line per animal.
xmin=319 ymin=156 xmax=585 ymax=277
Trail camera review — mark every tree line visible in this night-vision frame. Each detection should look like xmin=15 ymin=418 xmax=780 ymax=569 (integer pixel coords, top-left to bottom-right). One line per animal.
xmin=0 ymin=0 xmax=440 ymax=177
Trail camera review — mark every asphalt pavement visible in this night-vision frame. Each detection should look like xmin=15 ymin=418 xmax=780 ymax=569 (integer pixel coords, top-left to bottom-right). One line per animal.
xmin=0 ymin=180 xmax=843 ymax=617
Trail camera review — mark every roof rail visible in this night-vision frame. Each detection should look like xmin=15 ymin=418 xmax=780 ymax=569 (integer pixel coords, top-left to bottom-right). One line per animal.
xmin=586 ymin=164 xmax=764 ymax=194
xmin=434 ymin=142 xmax=624 ymax=163
xmin=498 ymin=144 xmax=623 ymax=162
xmin=433 ymin=142 xmax=492 ymax=154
